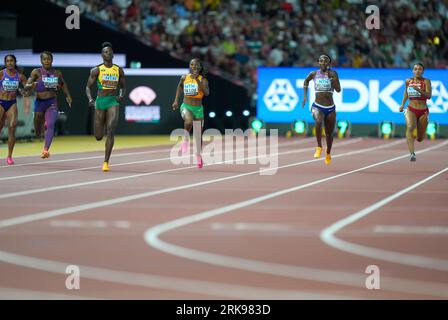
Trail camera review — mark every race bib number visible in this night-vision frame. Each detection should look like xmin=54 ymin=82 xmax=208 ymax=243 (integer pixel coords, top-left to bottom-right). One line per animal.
xmin=407 ymin=85 xmax=421 ymax=98
xmin=315 ymin=78 xmax=331 ymax=91
xmin=101 ymin=74 xmax=119 ymax=89
xmin=43 ymin=76 xmax=59 ymax=89
xmin=2 ymin=79 xmax=19 ymax=91
xmin=184 ymin=83 xmax=199 ymax=96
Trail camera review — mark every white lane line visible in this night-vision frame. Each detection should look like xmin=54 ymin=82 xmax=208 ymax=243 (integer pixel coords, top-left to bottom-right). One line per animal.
xmin=0 ymin=287 xmax=97 ymax=300
xmin=211 ymin=223 xmax=295 ymax=232
xmin=321 ymin=166 xmax=448 ymax=272
xmin=0 ymin=139 xmax=388 ymax=229
xmin=0 ymin=138 xmax=310 ymax=169
xmin=48 ymin=220 xmax=131 ymax=229
xmin=0 ymin=138 xmax=352 ymax=199
xmin=0 ymin=138 xmax=316 ymax=181
xmin=0 ymin=146 xmax=174 ymax=169
xmin=0 ymin=251 xmax=353 ymax=299
xmin=374 ymin=225 xmax=448 ymax=235
xmin=143 ymin=141 xmax=448 ymax=298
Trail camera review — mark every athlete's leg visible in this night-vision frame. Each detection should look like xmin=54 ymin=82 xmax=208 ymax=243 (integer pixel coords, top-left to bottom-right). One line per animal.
xmin=0 ymin=107 xmax=5 ymax=133
xmin=181 ymin=108 xmax=194 ymax=154
xmin=324 ymin=111 xmax=336 ymax=155
xmin=404 ymin=109 xmax=417 ymax=160
xmin=34 ymin=112 xmax=45 ymax=139
xmin=5 ymin=104 xmax=18 ymax=162
xmin=311 ymin=106 xmax=324 ymax=157
xmin=104 ymin=105 xmax=119 ymax=164
xmin=192 ymin=118 xmax=204 ymax=168
xmin=94 ymin=109 xmax=107 ymax=141
xmin=416 ymin=112 xmax=428 ymax=142
xmin=43 ymin=107 xmax=58 ymax=152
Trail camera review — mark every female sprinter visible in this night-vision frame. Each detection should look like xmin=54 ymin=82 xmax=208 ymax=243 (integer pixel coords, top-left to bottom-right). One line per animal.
xmin=86 ymin=42 xmax=126 ymax=172
xmin=0 ymin=54 xmax=29 ymax=164
xmin=25 ymin=51 xmax=72 ymax=159
xmin=399 ymin=63 xmax=432 ymax=161
xmin=302 ymin=54 xmax=341 ymax=165
xmin=172 ymin=58 xmax=209 ymax=168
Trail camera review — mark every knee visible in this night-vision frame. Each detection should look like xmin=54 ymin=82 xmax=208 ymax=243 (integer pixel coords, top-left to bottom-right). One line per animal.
xmin=185 ymin=119 xmax=193 ymax=128
xmin=106 ymin=126 xmax=115 ymax=137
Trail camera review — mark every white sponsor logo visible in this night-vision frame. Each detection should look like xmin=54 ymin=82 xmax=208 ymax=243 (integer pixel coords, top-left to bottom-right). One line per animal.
xmin=263 ymin=79 xmax=298 ymax=112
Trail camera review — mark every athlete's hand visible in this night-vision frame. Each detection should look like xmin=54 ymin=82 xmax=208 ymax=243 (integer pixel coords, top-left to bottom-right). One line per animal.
xmin=328 ymin=70 xmax=337 ymax=82
xmin=301 ymin=97 xmax=307 ymax=108
xmin=399 ymin=105 xmax=404 ymax=112
xmin=117 ymin=95 xmax=124 ymax=103
xmin=172 ymin=101 xmax=179 ymax=111
xmin=66 ymin=96 xmax=72 ymax=108
xmin=88 ymin=98 xmax=95 ymax=108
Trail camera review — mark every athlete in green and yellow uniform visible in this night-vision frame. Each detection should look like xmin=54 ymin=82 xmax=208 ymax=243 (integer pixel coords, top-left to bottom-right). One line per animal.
xmin=86 ymin=42 xmax=126 ymax=172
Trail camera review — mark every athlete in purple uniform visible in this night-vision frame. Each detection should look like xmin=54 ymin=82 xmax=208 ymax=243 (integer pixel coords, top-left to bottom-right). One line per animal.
xmin=302 ymin=54 xmax=341 ymax=165
xmin=25 ymin=51 xmax=72 ymax=159
xmin=0 ymin=54 xmax=29 ymax=165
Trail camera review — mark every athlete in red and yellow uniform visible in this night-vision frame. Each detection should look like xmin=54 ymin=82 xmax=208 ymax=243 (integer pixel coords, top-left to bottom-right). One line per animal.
xmin=399 ymin=63 xmax=432 ymax=161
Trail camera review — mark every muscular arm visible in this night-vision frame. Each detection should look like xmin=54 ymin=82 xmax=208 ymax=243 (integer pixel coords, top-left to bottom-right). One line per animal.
xmin=18 ymin=73 xmax=28 ymax=96
xmin=86 ymin=67 xmax=99 ymax=106
xmin=330 ymin=70 xmax=341 ymax=93
xmin=198 ymin=77 xmax=209 ymax=96
xmin=24 ymin=68 xmax=39 ymax=91
xmin=172 ymin=75 xmax=185 ymax=110
xmin=400 ymin=79 xmax=409 ymax=112
xmin=118 ymin=67 xmax=126 ymax=101
xmin=424 ymin=79 xmax=432 ymax=100
xmin=301 ymin=71 xmax=316 ymax=108
xmin=57 ymin=70 xmax=72 ymax=107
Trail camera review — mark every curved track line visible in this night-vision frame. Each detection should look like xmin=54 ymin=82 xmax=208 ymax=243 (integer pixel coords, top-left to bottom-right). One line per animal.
xmin=143 ymin=141 xmax=448 ymax=298
xmin=320 ymin=166 xmax=448 ymax=271
xmin=0 ymin=139 xmax=428 ymax=299
xmin=0 ymin=251 xmax=352 ymax=299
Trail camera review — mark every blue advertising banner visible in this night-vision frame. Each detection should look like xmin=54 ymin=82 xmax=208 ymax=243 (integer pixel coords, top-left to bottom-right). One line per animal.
xmin=257 ymin=67 xmax=448 ymax=125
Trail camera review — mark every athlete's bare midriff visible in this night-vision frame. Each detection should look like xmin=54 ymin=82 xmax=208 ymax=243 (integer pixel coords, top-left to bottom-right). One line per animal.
xmin=408 ymin=99 xmax=427 ymax=109
xmin=0 ymin=91 xmax=16 ymax=100
xmin=184 ymin=96 xmax=202 ymax=106
xmin=314 ymin=92 xmax=334 ymax=107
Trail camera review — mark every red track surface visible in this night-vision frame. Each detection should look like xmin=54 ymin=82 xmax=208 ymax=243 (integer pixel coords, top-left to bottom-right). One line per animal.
xmin=0 ymin=137 xmax=447 ymax=299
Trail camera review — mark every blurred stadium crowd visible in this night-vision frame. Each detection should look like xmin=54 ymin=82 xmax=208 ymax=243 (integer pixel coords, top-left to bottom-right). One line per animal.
xmin=50 ymin=0 xmax=448 ymax=101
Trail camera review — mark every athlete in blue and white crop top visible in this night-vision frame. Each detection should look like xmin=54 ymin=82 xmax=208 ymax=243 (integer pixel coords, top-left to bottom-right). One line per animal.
xmin=302 ymin=54 xmax=341 ymax=165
